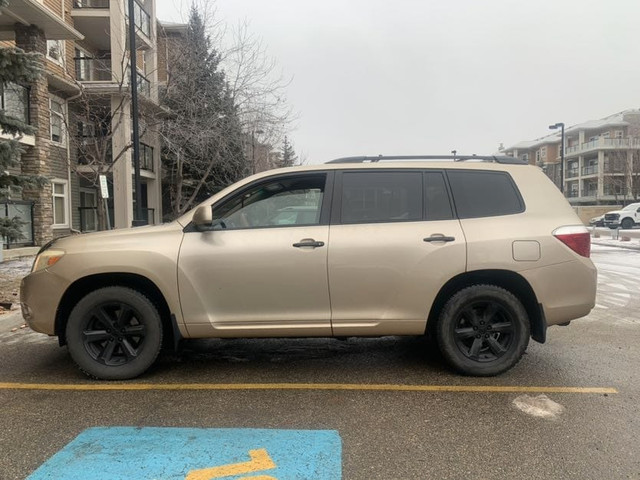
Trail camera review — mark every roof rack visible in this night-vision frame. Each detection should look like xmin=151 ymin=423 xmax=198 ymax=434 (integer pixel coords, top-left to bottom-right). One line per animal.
xmin=325 ymin=155 xmax=528 ymax=165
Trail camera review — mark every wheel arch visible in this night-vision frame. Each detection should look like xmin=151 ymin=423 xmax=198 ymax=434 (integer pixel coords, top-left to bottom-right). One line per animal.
xmin=426 ymin=269 xmax=546 ymax=344
xmin=55 ymin=273 xmax=179 ymax=349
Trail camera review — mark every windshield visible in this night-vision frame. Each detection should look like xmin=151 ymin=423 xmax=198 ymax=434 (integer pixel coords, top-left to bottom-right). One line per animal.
xmin=623 ymin=204 xmax=640 ymax=211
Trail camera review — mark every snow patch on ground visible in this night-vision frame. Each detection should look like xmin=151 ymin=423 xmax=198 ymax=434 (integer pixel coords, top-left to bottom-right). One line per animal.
xmin=512 ymin=394 xmax=565 ymax=420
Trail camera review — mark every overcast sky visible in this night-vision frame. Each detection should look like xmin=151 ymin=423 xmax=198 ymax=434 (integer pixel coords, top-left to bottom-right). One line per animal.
xmin=156 ymin=0 xmax=640 ymax=164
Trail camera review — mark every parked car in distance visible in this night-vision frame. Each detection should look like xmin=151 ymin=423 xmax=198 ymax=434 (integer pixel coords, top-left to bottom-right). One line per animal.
xmin=21 ymin=155 xmax=597 ymax=380
xmin=589 ymin=215 xmax=605 ymax=227
xmin=603 ymin=202 xmax=640 ymax=229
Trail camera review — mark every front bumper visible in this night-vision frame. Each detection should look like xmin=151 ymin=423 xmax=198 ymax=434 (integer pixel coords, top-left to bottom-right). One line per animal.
xmin=20 ymin=268 xmax=70 ymax=336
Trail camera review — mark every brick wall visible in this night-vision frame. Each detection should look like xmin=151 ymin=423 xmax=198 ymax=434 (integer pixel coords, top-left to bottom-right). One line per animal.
xmin=15 ymin=25 xmax=55 ymax=245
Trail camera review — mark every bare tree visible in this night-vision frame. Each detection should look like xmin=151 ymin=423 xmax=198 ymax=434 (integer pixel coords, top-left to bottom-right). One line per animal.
xmin=225 ymin=22 xmax=296 ymax=151
xmin=602 ymin=149 xmax=640 ymax=204
xmin=61 ymin=51 xmax=159 ymax=230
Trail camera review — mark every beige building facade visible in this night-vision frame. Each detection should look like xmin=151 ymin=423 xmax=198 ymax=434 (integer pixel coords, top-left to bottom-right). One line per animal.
xmin=504 ymin=109 xmax=640 ymax=209
xmin=0 ymin=0 xmax=165 ymax=246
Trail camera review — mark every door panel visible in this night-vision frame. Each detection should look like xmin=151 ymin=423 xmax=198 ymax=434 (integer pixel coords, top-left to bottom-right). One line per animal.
xmin=177 ymin=172 xmax=332 ymax=338
xmin=328 ymin=220 xmax=466 ymax=335
xmin=178 ymin=226 xmax=331 ymax=337
xmin=327 ymin=169 xmax=466 ymax=336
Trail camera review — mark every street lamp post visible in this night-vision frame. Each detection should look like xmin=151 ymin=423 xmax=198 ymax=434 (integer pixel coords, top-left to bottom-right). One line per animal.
xmin=549 ymin=122 xmax=565 ymax=194
xmin=129 ymin=0 xmax=145 ymax=226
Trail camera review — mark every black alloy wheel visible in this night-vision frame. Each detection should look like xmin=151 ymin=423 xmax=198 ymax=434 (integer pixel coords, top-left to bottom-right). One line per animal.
xmin=452 ymin=301 xmax=516 ymax=362
xmin=82 ymin=303 xmax=147 ymax=366
xmin=436 ymin=285 xmax=529 ymax=376
xmin=66 ymin=287 xmax=163 ymax=380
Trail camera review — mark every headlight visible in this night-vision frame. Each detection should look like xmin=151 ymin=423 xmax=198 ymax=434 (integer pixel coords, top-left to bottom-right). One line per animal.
xmin=32 ymin=250 xmax=65 ymax=272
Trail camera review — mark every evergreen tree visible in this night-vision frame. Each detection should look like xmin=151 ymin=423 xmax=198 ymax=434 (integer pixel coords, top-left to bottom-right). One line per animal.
xmin=279 ymin=136 xmax=297 ymax=168
xmin=161 ymin=6 xmax=248 ymax=217
xmin=0 ymin=15 xmax=46 ymax=242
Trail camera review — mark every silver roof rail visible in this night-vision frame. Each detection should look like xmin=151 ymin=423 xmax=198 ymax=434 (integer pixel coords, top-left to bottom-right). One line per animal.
xmin=325 ymin=155 xmax=528 ymax=165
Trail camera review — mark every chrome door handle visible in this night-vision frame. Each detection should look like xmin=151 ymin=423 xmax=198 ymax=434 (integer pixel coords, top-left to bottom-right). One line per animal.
xmin=293 ymin=239 xmax=325 ymax=248
xmin=423 ymin=235 xmax=455 ymax=243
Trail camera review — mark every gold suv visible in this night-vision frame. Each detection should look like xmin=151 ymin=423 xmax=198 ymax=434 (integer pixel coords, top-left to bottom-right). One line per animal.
xmin=21 ymin=155 xmax=597 ymax=380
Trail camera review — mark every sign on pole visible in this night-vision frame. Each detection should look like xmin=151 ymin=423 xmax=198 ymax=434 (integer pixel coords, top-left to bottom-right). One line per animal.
xmin=99 ymin=175 xmax=109 ymax=199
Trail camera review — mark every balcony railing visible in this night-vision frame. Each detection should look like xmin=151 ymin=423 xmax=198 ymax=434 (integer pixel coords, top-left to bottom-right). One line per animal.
xmin=133 ymin=143 xmax=154 ymax=171
xmin=125 ymin=0 xmax=151 ymax=37
xmin=137 ymin=72 xmax=150 ymax=96
xmin=77 ymin=141 xmax=113 ymax=165
xmin=73 ymin=0 xmax=109 ymax=7
xmin=566 ymin=190 xmax=579 ymax=198
xmin=582 ymin=165 xmax=598 ymax=176
xmin=78 ymin=207 xmax=114 ymax=232
xmin=75 ymin=57 xmax=112 ymax=82
xmin=566 ymin=169 xmax=579 ymax=179
xmin=565 ymin=137 xmax=640 ymax=155
xmin=0 ymin=83 xmax=29 ymax=125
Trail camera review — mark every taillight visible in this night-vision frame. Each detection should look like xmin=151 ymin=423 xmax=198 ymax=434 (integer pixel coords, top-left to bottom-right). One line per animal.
xmin=553 ymin=226 xmax=591 ymax=258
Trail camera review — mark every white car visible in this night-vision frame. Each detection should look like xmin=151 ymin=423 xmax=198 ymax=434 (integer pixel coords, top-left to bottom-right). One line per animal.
xmin=603 ymin=203 xmax=640 ymax=229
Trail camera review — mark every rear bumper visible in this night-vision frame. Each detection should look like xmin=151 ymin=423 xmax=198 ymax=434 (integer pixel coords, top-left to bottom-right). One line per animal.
xmin=520 ymin=258 xmax=597 ymax=326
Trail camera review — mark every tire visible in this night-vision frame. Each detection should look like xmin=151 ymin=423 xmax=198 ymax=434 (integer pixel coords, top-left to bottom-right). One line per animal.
xmin=436 ymin=285 xmax=530 ymax=376
xmin=66 ymin=286 xmax=163 ymax=380
xmin=621 ymin=218 xmax=634 ymax=230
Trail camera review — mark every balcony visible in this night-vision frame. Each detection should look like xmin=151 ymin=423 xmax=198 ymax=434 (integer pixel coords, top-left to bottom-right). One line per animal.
xmin=566 ymin=168 xmax=579 ymax=179
xmin=132 ymin=143 xmax=154 ymax=172
xmin=565 ymin=137 xmax=640 ymax=156
xmin=582 ymin=165 xmax=598 ymax=176
xmin=131 ymin=0 xmax=150 ymax=38
xmin=75 ymin=56 xmax=112 ymax=82
xmin=124 ymin=0 xmax=152 ymax=47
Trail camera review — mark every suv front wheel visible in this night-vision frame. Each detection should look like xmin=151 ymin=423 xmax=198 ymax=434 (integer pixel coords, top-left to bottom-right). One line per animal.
xmin=66 ymin=286 xmax=163 ymax=380
xmin=436 ymin=285 xmax=530 ymax=376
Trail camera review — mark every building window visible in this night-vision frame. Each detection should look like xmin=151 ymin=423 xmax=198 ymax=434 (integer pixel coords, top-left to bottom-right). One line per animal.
xmin=615 ymin=130 xmax=624 ymax=139
xmin=47 ymin=40 xmax=65 ymax=64
xmin=50 ymin=95 xmax=66 ymax=145
xmin=540 ymin=146 xmax=547 ymax=159
xmin=52 ymin=180 xmax=69 ymax=227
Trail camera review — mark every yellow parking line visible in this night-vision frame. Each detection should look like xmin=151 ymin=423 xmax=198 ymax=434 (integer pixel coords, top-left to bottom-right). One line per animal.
xmin=0 ymin=382 xmax=618 ymax=394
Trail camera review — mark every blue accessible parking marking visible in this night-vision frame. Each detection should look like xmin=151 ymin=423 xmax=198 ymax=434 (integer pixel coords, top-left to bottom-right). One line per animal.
xmin=28 ymin=427 xmax=341 ymax=480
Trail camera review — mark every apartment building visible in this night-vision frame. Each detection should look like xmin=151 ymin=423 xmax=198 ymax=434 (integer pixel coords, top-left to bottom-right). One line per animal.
xmin=0 ymin=0 xmax=164 ymax=247
xmin=504 ymin=109 xmax=640 ymax=206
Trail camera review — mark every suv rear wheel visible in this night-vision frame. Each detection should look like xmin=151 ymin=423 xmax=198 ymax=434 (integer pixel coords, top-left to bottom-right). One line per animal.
xmin=66 ymin=286 xmax=163 ymax=380
xmin=436 ymin=285 xmax=530 ymax=376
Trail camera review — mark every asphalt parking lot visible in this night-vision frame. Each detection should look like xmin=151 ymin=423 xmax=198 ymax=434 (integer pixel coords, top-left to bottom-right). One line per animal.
xmin=1 ymin=244 xmax=639 ymax=479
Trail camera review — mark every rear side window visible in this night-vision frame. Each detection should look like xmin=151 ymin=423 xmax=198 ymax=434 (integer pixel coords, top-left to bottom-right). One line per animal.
xmin=340 ymin=171 xmax=422 ymax=224
xmin=447 ymin=170 xmax=524 ymax=219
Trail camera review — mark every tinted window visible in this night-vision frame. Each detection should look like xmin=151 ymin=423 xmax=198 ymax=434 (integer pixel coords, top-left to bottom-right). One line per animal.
xmin=447 ymin=170 xmax=524 ymax=218
xmin=425 ymin=171 xmax=453 ymax=220
xmin=340 ymin=171 xmax=422 ymax=224
xmin=212 ymin=175 xmax=325 ymax=229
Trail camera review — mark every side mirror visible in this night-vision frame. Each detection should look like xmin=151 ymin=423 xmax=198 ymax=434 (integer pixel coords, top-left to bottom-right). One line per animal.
xmin=192 ymin=205 xmax=213 ymax=231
